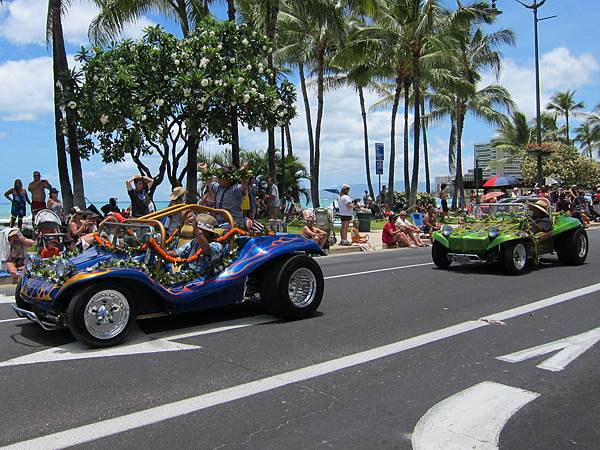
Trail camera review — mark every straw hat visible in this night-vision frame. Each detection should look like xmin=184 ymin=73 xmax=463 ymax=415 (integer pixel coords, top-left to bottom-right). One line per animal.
xmin=196 ymin=214 xmax=223 ymax=236
xmin=527 ymin=199 xmax=549 ymax=216
xmin=169 ymin=186 xmax=187 ymax=201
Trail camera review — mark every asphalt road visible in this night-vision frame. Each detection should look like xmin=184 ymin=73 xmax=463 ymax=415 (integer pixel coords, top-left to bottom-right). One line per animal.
xmin=0 ymin=231 xmax=599 ymax=449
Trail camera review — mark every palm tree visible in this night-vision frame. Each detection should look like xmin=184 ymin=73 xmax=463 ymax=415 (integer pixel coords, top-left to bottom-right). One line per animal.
xmin=90 ymin=0 xmax=213 ymax=203
xmin=494 ymin=111 xmax=533 ymax=154
xmin=278 ymin=0 xmax=346 ymax=207
xmin=546 ymin=90 xmax=585 ymax=145
xmin=574 ymin=122 xmax=599 ymax=158
xmin=48 ymin=0 xmax=85 ymax=210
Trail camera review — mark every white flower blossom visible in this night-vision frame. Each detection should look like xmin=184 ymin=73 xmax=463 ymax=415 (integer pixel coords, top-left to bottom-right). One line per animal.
xmin=174 ymin=59 xmax=180 ymax=66
xmin=258 ymin=66 xmax=264 ymax=74
xmin=192 ymin=61 xmax=197 ymax=67
xmin=231 ymin=101 xmax=236 ymax=106
xmin=222 ymin=65 xmax=227 ymax=70
xmin=237 ymin=77 xmax=244 ymax=83
xmin=67 ymin=101 xmax=77 ymax=109
xmin=243 ymin=94 xmax=250 ymax=103
xmin=229 ymin=57 xmax=236 ymax=63
xmin=217 ymin=43 xmax=223 ymax=50
xmin=183 ymin=88 xmax=191 ymax=97
xmin=100 ymin=114 xmax=109 ymax=125
xmin=262 ymin=45 xmax=267 ymax=51
xmin=259 ymin=94 xmax=265 ymax=100
xmin=209 ymin=31 xmax=215 ymax=37
xmin=198 ymin=103 xmax=204 ymax=111
xmin=152 ymin=67 xmax=157 ymax=72
xmin=199 ymin=57 xmax=209 ymax=68
xmin=93 ymin=75 xmax=99 ymax=82
xmin=141 ymin=115 xmax=147 ymax=121
xmin=242 ymin=39 xmax=249 ymax=45
xmin=201 ymin=79 xmax=209 ymax=87
xmin=155 ymin=99 xmax=165 ymax=107
xmin=164 ymin=75 xmax=170 ymax=81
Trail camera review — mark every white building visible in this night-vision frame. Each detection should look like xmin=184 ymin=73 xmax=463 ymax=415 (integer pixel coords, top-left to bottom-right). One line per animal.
xmin=474 ymin=142 xmax=523 ymax=179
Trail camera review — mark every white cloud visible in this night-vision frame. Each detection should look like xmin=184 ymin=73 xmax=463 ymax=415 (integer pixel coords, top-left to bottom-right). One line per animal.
xmin=481 ymin=47 xmax=600 ymax=118
xmin=0 ymin=57 xmax=53 ymax=120
xmin=0 ymin=0 xmax=153 ymax=46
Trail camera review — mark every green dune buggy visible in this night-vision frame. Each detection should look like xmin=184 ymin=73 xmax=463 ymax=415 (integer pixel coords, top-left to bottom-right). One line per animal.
xmin=431 ymin=200 xmax=588 ymax=274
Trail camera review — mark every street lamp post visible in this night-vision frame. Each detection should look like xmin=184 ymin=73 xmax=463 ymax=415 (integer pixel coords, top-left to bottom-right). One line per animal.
xmin=495 ymin=0 xmax=556 ymax=186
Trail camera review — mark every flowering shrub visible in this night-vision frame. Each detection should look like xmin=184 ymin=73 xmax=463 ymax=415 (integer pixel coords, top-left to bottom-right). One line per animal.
xmin=71 ymin=19 xmax=296 ymax=190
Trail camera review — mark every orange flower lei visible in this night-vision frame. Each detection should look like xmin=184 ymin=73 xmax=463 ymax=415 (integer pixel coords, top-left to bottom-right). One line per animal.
xmin=148 ymin=227 xmax=247 ymax=265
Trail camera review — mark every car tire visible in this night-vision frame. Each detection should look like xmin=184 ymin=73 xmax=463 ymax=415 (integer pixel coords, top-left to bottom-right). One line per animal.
xmin=14 ymin=278 xmax=30 ymax=311
xmin=432 ymin=241 xmax=451 ymax=269
xmin=503 ymin=241 xmax=528 ymax=275
xmin=556 ymin=227 xmax=588 ymax=266
xmin=67 ymin=282 xmax=136 ymax=348
xmin=260 ymin=254 xmax=324 ymax=320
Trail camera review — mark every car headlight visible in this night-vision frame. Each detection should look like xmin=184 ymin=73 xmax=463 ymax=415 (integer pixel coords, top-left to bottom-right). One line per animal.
xmin=488 ymin=226 xmax=499 ymax=239
xmin=442 ymin=225 xmax=452 ymax=237
xmin=54 ymin=259 xmax=66 ymax=278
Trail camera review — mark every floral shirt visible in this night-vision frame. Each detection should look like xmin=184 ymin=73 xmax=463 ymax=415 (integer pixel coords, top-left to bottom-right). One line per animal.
xmin=175 ymin=239 xmax=224 ymax=274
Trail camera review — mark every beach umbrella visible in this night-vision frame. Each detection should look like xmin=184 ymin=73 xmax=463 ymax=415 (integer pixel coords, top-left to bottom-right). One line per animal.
xmin=481 ymin=191 xmax=506 ymax=202
xmin=323 ymin=188 xmax=340 ymax=195
xmin=483 ymin=175 xmax=520 ymax=188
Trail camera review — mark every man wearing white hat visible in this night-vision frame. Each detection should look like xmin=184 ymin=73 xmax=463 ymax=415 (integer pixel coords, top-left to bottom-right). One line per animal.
xmin=6 ymin=229 xmax=35 ymax=282
xmin=338 ymin=184 xmax=355 ymax=246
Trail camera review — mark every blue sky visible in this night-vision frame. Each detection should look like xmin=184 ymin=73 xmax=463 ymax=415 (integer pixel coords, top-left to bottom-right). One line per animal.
xmin=0 ymin=0 xmax=598 ymax=202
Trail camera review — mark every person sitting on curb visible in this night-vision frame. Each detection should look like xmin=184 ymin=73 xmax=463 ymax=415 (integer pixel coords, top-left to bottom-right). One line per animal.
xmin=6 ymin=229 xmax=35 ymax=282
xmin=423 ymin=208 xmax=441 ymax=238
xmin=351 ymin=220 xmax=369 ymax=244
xmin=301 ymin=210 xmax=328 ymax=248
xmin=396 ymin=211 xmax=428 ymax=247
xmin=168 ymin=214 xmax=226 ymax=275
xmin=382 ymin=214 xmax=416 ymax=248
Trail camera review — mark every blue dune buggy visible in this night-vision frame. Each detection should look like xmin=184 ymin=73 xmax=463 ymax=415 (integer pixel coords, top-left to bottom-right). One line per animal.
xmin=13 ymin=205 xmax=325 ymax=348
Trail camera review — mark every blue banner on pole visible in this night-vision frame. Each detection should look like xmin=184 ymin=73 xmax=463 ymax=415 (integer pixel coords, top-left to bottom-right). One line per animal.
xmin=375 ymin=142 xmax=384 ymax=161
xmin=376 ymin=160 xmax=384 ymax=175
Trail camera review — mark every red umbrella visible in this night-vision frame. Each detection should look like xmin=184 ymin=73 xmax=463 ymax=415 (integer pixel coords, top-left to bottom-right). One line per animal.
xmin=483 ymin=175 xmax=519 ymax=187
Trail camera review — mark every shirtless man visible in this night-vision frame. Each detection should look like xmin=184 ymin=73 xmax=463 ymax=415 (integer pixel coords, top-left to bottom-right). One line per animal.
xmin=28 ymin=171 xmax=52 ymax=216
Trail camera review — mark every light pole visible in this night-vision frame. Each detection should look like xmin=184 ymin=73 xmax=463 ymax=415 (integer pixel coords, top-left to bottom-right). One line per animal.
xmin=494 ymin=0 xmax=556 ymax=186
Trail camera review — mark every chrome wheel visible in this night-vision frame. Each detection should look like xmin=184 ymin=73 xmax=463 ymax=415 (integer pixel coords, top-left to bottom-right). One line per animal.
xmin=513 ymin=243 xmax=527 ymax=271
xmin=288 ymin=268 xmax=317 ymax=307
xmin=83 ymin=290 xmax=130 ymax=340
xmin=578 ymin=234 xmax=588 ymax=258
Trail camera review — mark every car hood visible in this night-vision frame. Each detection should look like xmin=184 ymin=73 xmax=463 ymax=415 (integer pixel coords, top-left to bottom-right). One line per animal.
xmin=68 ymin=246 xmax=124 ymax=271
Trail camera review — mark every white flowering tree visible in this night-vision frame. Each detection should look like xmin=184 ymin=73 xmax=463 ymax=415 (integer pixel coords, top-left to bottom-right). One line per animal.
xmin=74 ymin=20 xmax=296 ymax=195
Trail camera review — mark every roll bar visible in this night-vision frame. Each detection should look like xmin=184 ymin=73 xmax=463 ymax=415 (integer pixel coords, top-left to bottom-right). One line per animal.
xmin=140 ymin=204 xmax=235 ymax=228
xmin=121 ymin=218 xmax=167 ymax=249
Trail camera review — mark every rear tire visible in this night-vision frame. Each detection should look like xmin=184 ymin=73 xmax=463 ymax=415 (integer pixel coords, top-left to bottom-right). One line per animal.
xmin=260 ymin=255 xmax=324 ymax=320
xmin=503 ymin=241 xmax=528 ymax=275
xmin=556 ymin=227 xmax=588 ymax=266
xmin=67 ymin=282 xmax=136 ymax=348
xmin=432 ymin=241 xmax=451 ymax=269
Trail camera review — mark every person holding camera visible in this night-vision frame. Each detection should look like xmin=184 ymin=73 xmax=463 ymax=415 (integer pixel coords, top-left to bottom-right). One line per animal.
xmin=338 ymin=184 xmax=355 ymax=246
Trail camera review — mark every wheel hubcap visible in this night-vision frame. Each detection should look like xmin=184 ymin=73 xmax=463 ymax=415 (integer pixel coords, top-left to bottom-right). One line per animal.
xmin=84 ymin=290 xmax=130 ymax=340
xmin=578 ymin=235 xmax=587 ymax=258
xmin=513 ymin=243 xmax=526 ymax=270
xmin=288 ymin=268 xmax=317 ymax=307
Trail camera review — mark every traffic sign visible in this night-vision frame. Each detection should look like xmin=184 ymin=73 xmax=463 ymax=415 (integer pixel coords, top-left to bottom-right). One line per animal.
xmin=376 ymin=160 xmax=384 ymax=175
xmin=375 ymin=142 xmax=384 ymax=161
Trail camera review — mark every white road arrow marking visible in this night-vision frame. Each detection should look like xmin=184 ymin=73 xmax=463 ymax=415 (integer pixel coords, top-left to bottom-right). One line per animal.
xmin=0 ymin=315 xmax=274 ymax=367
xmin=412 ymin=381 xmax=540 ymax=450
xmin=496 ymin=326 xmax=600 ymax=372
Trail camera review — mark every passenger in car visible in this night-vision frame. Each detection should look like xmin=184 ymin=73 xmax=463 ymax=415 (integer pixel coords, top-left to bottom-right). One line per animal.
xmin=168 ymin=214 xmax=225 ymax=274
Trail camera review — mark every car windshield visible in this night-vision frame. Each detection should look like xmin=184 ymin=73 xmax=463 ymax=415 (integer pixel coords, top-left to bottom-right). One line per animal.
xmin=470 ymin=203 xmax=529 ymax=221
xmin=98 ymin=222 xmax=161 ymax=248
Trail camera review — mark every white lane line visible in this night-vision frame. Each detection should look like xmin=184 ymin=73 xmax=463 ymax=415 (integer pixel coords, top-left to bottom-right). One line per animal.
xmin=0 ymin=296 xmax=15 ymax=305
xmin=0 ymin=318 xmax=25 ymax=324
xmin=0 ymin=315 xmax=275 ymax=367
xmin=411 ymin=381 xmax=539 ymax=450
xmin=324 ymin=262 xmax=433 ymax=280
xmin=5 ymin=282 xmax=600 ymax=450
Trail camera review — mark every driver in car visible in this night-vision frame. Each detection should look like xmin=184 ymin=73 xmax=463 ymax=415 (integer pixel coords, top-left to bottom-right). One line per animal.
xmin=528 ymin=199 xmax=553 ymax=241
xmin=168 ymin=214 xmax=225 ymax=274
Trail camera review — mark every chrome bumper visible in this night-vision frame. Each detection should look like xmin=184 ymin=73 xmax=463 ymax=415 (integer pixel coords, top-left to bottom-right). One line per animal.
xmin=448 ymin=253 xmax=484 ymax=263
xmin=11 ymin=305 xmax=61 ymax=331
